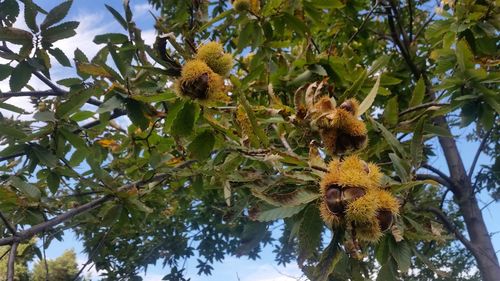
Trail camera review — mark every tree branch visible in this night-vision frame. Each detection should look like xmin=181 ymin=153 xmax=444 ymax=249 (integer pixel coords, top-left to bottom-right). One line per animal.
xmin=0 ymin=90 xmax=65 ymax=98
xmin=0 ymin=46 xmax=65 ymax=95
xmin=468 ymin=128 xmax=493 ymax=180
xmin=420 ymin=206 xmax=477 ymax=256
xmin=0 ymin=173 xmax=171 ymax=246
xmin=415 ymin=173 xmax=451 ymax=188
xmin=422 ymin=164 xmax=455 ymax=189
xmin=0 ymin=109 xmax=127 ymax=163
xmin=7 ymin=242 xmax=18 ymax=281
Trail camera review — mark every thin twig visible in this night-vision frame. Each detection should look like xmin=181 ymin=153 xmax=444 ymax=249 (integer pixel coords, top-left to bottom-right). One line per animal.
xmin=412 ymin=13 xmax=435 ymax=43
xmin=0 ymin=248 xmax=10 ymax=261
xmin=408 ymin=0 xmax=413 ymax=41
xmin=0 ymin=211 xmax=16 ymax=235
xmin=7 ymin=242 xmax=18 ymax=281
xmin=43 ymin=233 xmax=49 ymax=281
xmin=399 ymin=102 xmax=449 ymax=117
xmin=439 ymin=188 xmax=451 ymax=210
xmin=72 ymin=227 xmax=112 ymax=281
xmin=420 ymin=207 xmax=476 ymax=252
xmin=468 ymin=128 xmax=493 ymax=179
xmin=272 ymin=124 xmax=297 ymax=157
xmin=347 ymin=2 xmax=379 ymax=44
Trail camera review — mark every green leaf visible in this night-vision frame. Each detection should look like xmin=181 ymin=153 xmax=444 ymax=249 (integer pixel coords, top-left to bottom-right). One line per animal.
xmin=238 ymin=21 xmax=256 ymax=50
xmin=97 ymin=96 xmax=123 ymax=114
xmin=47 ymin=172 xmax=60 ymax=194
xmin=372 ymin=118 xmax=407 ymax=157
xmin=59 ymin=127 xmax=87 ymax=150
xmin=411 ymin=117 xmax=425 ymax=168
xmin=48 ymin=47 xmax=71 ymax=67
xmin=107 ymin=43 xmax=127 ymax=76
xmin=23 ymin=0 xmax=39 ymax=33
xmin=342 ymin=69 xmax=367 ymax=101
xmin=127 ymin=198 xmax=153 ymax=213
xmin=375 ymin=236 xmax=391 ymax=265
xmin=482 ymin=91 xmax=500 ymax=115
xmin=0 ymin=27 xmax=33 ymax=45
xmin=0 ymin=123 xmax=27 ymax=139
xmin=188 ymin=130 xmax=216 ymax=160
xmin=383 ymin=96 xmax=399 ymax=126
xmin=33 ymin=111 xmax=56 ymax=122
xmin=376 ymin=260 xmax=398 ymax=281
xmin=40 ymin=0 xmax=73 ymax=30
xmin=307 ymin=0 xmax=344 ymax=8
xmin=0 ymin=102 xmax=26 ymax=113
xmin=198 ymin=9 xmax=231 ymax=32
xmin=56 ymin=88 xmax=94 ymax=118
xmin=125 ymin=99 xmax=150 ymax=131
xmin=239 ymin=93 xmax=269 ymax=146
xmin=9 ymin=61 xmax=32 ymax=91
xmin=368 ymin=55 xmax=391 ymax=76
xmin=313 ymin=228 xmax=345 ymax=281
xmin=237 ymin=222 xmax=268 ymax=255
xmin=171 ymin=102 xmax=199 ymax=137
xmin=390 ymin=241 xmax=412 ymax=273
xmin=105 ymin=4 xmax=128 ymax=30
xmin=29 ymin=144 xmax=59 ymax=167
xmin=298 ymin=205 xmax=323 ymax=265
xmin=409 ymin=77 xmax=425 ymax=108
xmin=9 ymin=176 xmax=41 ymax=200
xmin=283 ymin=12 xmax=308 ymax=36
xmin=0 ymin=64 xmax=13 ymax=81
xmin=456 ymin=39 xmax=474 ymax=72
xmin=256 ymin=205 xmax=306 ymax=222
xmin=74 ymin=48 xmax=89 ymax=63
xmin=93 ymin=33 xmax=129 ymax=44
xmin=358 ymin=74 xmax=381 ymax=116
xmin=56 ymin=77 xmax=81 ymax=87
xmin=252 ymin=189 xmax=319 ymax=207
xmin=423 ymin=124 xmax=452 ymax=137
xmin=41 ymin=21 xmax=79 ymax=43
xmin=389 ymin=153 xmax=410 ymax=183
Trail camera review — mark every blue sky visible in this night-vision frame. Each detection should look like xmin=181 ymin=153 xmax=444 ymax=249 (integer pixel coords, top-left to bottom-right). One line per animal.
xmin=1 ymin=0 xmax=499 ymax=280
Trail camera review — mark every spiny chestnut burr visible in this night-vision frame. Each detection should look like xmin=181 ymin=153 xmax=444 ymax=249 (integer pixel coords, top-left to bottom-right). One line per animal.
xmin=313 ymin=98 xmax=368 ymax=155
xmin=175 ymin=59 xmax=227 ymax=105
xmin=319 ymin=155 xmax=400 ymax=242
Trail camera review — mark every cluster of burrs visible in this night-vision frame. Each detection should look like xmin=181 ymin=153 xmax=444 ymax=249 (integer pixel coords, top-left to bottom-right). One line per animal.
xmin=176 ymin=42 xmax=232 ymax=105
xmin=319 ymin=156 xmax=399 ymax=242
xmin=307 ymin=92 xmax=399 ymax=242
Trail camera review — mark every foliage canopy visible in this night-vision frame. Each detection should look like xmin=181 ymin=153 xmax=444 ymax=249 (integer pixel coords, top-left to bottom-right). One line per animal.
xmin=0 ymin=0 xmax=499 ymax=280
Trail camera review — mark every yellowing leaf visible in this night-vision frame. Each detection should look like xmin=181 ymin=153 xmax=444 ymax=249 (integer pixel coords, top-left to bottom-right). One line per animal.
xmin=77 ymin=62 xmax=112 ymax=77
xmin=358 ymin=74 xmax=381 ymax=116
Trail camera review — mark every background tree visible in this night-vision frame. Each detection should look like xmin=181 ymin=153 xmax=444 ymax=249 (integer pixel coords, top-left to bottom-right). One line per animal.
xmin=32 ymin=250 xmax=82 ymax=281
xmin=0 ymin=0 xmax=499 ymax=281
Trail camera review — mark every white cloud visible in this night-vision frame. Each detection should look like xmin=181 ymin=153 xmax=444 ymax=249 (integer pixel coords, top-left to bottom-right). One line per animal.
xmin=54 ymin=12 xmax=119 ymax=61
xmin=134 ymin=3 xmax=154 ymax=18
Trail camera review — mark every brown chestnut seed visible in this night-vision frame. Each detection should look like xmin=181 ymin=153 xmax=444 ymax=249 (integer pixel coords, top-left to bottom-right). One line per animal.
xmin=361 ymin=161 xmax=370 ymax=174
xmin=181 ymin=72 xmax=209 ymax=99
xmin=339 ymin=100 xmax=355 ymax=115
xmin=325 ymin=186 xmax=344 ymax=215
xmin=342 ymin=187 xmax=366 ymax=202
xmin=377 ymin=209 xmax=394 ymax=232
